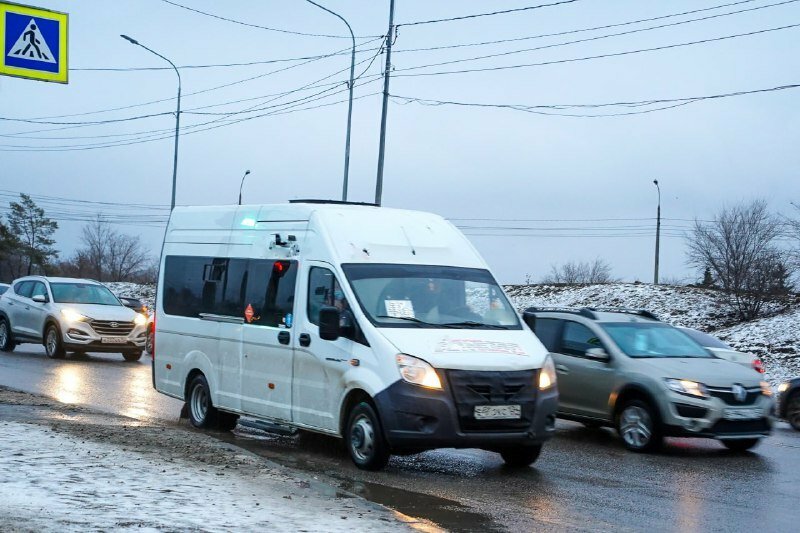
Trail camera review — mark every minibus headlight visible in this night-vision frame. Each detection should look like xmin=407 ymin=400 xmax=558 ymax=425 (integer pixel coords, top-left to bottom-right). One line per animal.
xmin=539 ymin=355 xmax=557 ymax=390
xmin=134 ymin=313 xmax=147 ymax=326
xmin=61 ymin=308 xmax=88 ymax=323
xmin=395 ymin=354 xmax=442 ymax=390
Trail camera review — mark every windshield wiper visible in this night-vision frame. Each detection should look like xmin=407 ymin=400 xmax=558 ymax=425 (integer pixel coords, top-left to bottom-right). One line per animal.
xmin=439 ymin=321 xmax=510 ymax=330
xmin=376 ymin=315 xmax=436 ymax=327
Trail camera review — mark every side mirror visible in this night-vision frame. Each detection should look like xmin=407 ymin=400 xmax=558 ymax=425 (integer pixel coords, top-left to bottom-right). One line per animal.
xmin=522 ymin=311 xmax=536 ymax=330
xmin=586 ymin=347 xmax=610 ymax=361
xmin=318 ymin=306 xmax=340 ymax=341
xmin=32 ymin=294 xmax=48 ymax=304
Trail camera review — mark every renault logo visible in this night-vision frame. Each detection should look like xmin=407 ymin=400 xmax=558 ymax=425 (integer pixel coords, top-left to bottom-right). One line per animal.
xmin=732 ymin=384 xmax=747 ymax=403
xmin=110 ymin=322 xmax=118 ymax=328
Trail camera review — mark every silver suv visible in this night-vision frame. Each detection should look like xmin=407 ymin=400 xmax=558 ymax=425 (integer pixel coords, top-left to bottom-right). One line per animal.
xmin=0 ymin=276 xmax=147 ymax=361
xmin=523 ymin=307 xmax=773 ymax=452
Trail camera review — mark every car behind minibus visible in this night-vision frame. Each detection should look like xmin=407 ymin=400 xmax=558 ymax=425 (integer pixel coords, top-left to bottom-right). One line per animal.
xmin=153 ymin=201 xmax=557 ymax=470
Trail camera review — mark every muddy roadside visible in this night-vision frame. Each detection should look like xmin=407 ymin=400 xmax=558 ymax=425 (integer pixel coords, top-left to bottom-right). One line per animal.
xmin=0 ymin=386 xmax=425 ymax=532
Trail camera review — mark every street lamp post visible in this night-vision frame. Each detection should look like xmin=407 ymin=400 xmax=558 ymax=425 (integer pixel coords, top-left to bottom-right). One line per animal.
xmin=653 ymin=179 xmax=661 ymax=285
xmin=238 ymin=170 xmax=251 ymax=205
xmin=121 ymin=35 xmax=181 ymax=211
xmin=303 ymin=0 xmax=355 ymax=202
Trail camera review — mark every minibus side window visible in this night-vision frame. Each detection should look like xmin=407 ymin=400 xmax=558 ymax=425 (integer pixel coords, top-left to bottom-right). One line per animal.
xmin=216 ymin=259 xmax=248 ymax=317
xmin=243 ymin=260 xmax=298 ymax=328
xmin=164 ymin=256 xmax=212 ymax=317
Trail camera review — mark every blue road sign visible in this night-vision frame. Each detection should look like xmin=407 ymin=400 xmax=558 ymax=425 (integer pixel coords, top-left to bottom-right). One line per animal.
xmin=1 ymin=2 xmax=68 ymax=83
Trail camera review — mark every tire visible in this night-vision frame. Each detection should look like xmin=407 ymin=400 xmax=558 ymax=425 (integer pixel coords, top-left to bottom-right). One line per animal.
xmin=0 ymin=319 xmax=15 ymax=352
xmin=123 ymin=351 xmax=143 ymax=362
xmin=145 ymin=330 xmax=154 ymax=354
xmin=785 ymin=392 xmax=800 ymax=431
xmin=217 ymin=411 xmax=240 ymax=432
xmin=500 ymin=444 xmax=543 ymax=467
xmin=186 ymin=374 xmax=219 ymax=429
xmin=44 ymin=324 xmax=66 ymax=359
xmin=345 ymin=401 xmax=390 ymax=471
xmin=722 ymin=438 xmax=760 ymax=452
xmin=616 ymin=399 xmax=663 ymax=452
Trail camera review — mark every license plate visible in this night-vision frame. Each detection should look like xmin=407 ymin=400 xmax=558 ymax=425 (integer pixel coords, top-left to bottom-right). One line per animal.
xmin=723 ymin=408 xmax=762 ymax=421
xmin=101 ymin=336 xmax=127 ymax=344
xmin=474 ymin=405 xmax=521 ymax=420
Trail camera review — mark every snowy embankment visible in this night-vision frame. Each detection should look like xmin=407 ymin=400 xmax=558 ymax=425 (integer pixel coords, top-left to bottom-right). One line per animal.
xmin=105 ymin=282 xmax=156 ymax=310
xmin=505 ymin=283 xmax=799 ymax=385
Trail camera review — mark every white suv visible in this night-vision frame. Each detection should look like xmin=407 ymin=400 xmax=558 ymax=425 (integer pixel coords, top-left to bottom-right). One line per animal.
xmin=0 ymin=276 xmax=147 ymax=361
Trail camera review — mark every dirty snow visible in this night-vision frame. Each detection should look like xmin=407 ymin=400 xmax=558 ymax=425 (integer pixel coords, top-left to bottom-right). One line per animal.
xmin=505 ymin=283 xmax=799 ymax=386
xmin=0 ymin=389 xmax=414 ymax=532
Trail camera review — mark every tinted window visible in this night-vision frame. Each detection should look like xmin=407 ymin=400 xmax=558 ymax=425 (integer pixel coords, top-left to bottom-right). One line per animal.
xmin=562 ymin=322 xmax=603 ymax=356
xmin=164 ymin=256 xmax=298 ymax=326
xmin=533 ymin=318 xmax=562 ymax=352
xmin=14 ymin=281 xmax=33 ymax=298
xmin=243 ymin=260 xmax=297 ymax=328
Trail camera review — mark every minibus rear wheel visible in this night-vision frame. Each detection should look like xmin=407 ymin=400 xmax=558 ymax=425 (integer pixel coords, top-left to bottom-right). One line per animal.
xmin=187 ymin=374 xmax=219 ymax=429
xmin=345 ymin=401 xmax=390 ymax=471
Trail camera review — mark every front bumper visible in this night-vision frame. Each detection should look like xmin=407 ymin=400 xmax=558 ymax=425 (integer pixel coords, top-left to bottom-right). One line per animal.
xmin=374 ymin=369 xmax=558 ymax=453
xmin=61 ymin=320 xmax=146 ymax=353
xmin=661 ymin=388 xmax=773 ymax=439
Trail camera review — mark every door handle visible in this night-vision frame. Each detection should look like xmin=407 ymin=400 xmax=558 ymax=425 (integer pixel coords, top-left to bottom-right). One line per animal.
xmin=555 ymin=364 xmax=570 ymax=374
xmin=277 ymin=331 xmax=291 ymax=345
xmin=299 ymin=333 xmax=311 ymax=347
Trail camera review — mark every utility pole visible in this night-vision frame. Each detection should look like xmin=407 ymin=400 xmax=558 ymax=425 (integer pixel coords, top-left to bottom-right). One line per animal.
xmin=653 ymin=179 xmax=661 ymax=285
xmin=374 ymin=0 xmax=395 ymax=206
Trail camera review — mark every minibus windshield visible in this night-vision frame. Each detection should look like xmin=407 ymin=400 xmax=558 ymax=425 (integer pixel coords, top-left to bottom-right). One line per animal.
xmin=342 ymin=264 xmax=521 ymax=329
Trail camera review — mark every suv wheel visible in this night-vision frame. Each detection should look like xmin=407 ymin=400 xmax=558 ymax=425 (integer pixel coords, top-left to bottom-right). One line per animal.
xmin=786 ymin=392 xmax=800 ymax=431
xmin=500 ymin=444 xmax=543 ymax=467
xmin=0 ymin=319 xmax=15 ymax=352
xmin=617 ymin=399 xmax=663 ymax=452
xmin=123 ymin=351 xmax=142 ymax=362
xmin=45 ymin=324 xmax=66 ymax=359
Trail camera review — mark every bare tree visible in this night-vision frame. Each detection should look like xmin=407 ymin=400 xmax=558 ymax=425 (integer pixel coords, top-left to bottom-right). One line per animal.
xmin=686 ymin=199 xmax=790 ymax=320
xmin=542 ymin=258 xmax=614 ymax=284
xmin=75 ymin=218 xmax=151 ymax=282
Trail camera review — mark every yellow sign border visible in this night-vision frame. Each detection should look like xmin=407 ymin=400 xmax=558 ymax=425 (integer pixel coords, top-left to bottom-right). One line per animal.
xmin=0 ymin=1 xmax=68 ymax=83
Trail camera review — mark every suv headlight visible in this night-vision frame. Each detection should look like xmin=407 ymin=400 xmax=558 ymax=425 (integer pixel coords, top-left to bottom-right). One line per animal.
xmin=760 ymin=381 xmax=773 ymax=397
xmin=395 ymin=354 xmax=442 ymax=389
xmin=665 ymin=378 xmax=708 ymax=398
xmin=778 ymin=382 xmax=789 ymax=393
xmin=61 ymin=308 xmax=88 ymax=323
xmin=134 ymin=313 xmax=147 ymax=326
xmin=539 ymin=355 xmax=557 ymax=391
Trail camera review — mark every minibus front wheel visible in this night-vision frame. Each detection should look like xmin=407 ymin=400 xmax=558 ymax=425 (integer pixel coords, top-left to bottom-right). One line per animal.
xmin=346 ymin=401 xmax=390 ymax=471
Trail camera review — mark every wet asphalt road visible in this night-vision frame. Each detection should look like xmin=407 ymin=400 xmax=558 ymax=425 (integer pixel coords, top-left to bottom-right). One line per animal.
xmin=1 ymin=347 xmax=798 ymax=532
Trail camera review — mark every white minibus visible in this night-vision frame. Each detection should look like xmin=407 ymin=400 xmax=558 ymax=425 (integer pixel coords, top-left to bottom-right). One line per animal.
xmin=154 ymin=201 xmax=557 ymax=470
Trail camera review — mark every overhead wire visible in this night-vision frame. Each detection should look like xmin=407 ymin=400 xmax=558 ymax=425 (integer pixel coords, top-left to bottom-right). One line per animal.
xmin=160 ymin=0 xmax=381 ymax=39
xmin=390 ymin=23 xmax=800 ymax=77
xmin=397 ymin=0 xmax=582 ymax=27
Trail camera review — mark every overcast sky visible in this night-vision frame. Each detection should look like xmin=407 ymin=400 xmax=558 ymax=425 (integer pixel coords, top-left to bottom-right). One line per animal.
xmin=1 ymin=0 xmax=798 ymax=284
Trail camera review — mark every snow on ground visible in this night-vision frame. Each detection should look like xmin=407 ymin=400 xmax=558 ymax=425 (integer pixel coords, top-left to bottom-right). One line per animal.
xmin=105 ymin=282 xmax=155 ymax=311
xmin=0 ymin=388 xmax=415 ymax=532
xmin=505 ymin=283 xmax=799 ymax=385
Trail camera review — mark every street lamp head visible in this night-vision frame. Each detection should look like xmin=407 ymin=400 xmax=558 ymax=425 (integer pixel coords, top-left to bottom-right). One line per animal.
xmin=653 ymin=179 xmax=659 ymax=186
xmin=120 ymin=34 xmax=139 ymax=45
xmin=244 ymin=170 xmax=251 ymax=176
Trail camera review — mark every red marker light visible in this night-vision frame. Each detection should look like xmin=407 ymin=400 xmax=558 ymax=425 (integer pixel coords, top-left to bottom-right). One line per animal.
xmin=753 ymin=358 xmax=764 ymax=374
xmin=273 ymin=261 xmax=284 ymax=272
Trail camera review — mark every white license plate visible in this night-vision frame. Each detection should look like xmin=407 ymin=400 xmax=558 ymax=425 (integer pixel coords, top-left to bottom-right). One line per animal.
xmin=723 ymin=408 xmax=762 ymax=421
xmin=101 ymin=336 xmax=127 ymax=344
xmin=474 ymin=405 xmax=521 ymax=420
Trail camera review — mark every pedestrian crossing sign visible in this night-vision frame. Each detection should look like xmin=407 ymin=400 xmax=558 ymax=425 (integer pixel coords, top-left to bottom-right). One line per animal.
xmin=0 ymin=1 xmax=67 ymax=83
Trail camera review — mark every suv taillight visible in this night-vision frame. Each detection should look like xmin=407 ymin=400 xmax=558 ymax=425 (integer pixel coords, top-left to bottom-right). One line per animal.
xmin=752 ymin=358 xmax=764 ymax=374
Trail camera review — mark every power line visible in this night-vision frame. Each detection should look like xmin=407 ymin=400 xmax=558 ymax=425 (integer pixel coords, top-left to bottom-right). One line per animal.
xmin=397 ymin=0 xmax=581 ymax=27
xmin=393 ymin=0 xmax=800 ymax=73
xmin=393 ymin=0 xmax=762 ymax=53
xmin=391 ymin=23 xmax=800 ymax=78
xmin=160 ymin=0 xmax=381 ymax=39
xmin=390 ymin=83 xmax=800 ymax=117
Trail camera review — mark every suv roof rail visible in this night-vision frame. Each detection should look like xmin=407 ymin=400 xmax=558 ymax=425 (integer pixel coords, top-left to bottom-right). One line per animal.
xmin=583 ymin=307 xmax=660 ymax=321
xmin=523 ymin=306 xmax=597 ymax=319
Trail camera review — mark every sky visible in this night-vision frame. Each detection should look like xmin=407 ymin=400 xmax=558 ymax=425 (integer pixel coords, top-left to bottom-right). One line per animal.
xmin=1 ymin=0 xmax=799 ymax=284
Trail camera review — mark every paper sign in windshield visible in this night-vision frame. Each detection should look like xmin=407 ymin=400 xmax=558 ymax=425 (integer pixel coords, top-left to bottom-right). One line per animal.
xmin=435 ymin=338 xmax=527 ymax=356
xmin=385 ymin=299 xmax=415 ymax=318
